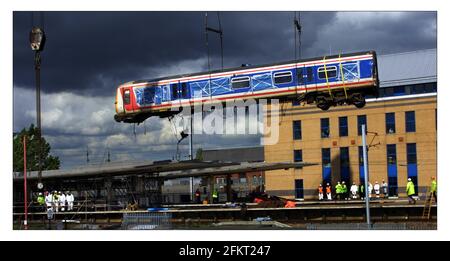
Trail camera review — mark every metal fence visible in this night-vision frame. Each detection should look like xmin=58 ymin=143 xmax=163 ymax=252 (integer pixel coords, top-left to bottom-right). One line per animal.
xmin=306 ymin=222 xmax=437 ymax=230
xmin=122 ymin=212 xmax=172 ymax=230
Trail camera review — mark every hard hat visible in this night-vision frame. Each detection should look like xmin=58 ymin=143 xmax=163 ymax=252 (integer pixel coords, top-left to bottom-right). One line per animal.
xmin=38 ymin=192 xmax=42 ymax=195
xmin=408 ymin=178 xmax=412 ymax=181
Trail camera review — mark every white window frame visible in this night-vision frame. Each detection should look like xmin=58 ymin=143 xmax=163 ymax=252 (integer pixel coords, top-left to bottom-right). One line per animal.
xmin=273 ymin=71 xmax=293 ymax=84
xmin=231 ymin=76 xmax=251 ymax=89
xmin=317 ymin=66 xmax=337 ymax=79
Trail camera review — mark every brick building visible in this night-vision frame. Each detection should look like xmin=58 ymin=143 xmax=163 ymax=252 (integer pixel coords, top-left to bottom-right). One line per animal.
xmin=264 ymin=49 xmax=437 ymax=199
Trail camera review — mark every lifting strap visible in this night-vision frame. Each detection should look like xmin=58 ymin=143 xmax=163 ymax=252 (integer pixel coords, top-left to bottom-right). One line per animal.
xmin=338 ymin=53 xmax=349 ymax=100
xmin=322 ymin=56 xmax=333 ymax=99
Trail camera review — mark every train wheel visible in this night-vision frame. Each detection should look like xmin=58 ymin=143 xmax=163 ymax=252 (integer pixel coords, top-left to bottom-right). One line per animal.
xmin=351 ymin=93 xmax=366 ymax=108
xmin=316 ymin=96 xmax=330 ymax=111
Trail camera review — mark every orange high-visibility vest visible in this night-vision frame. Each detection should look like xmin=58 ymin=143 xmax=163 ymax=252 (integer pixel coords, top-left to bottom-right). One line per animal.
xmin=326 ymin=186 xmax=331 ymax=193
xmin=285 ymin=201 xmax=296 ymax=208
xmin=318 ymin=187 xmax=323 ymax=193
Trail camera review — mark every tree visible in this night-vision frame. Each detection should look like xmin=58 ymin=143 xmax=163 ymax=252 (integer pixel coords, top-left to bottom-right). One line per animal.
xmin=13 ymin=124 xmax=60 ymax=172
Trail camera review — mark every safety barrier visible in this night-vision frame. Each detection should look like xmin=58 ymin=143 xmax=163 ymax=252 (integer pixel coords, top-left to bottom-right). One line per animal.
xmin=306 ymin=222 xmax=436 ymax=230
xmin=121 ymin=212 xmax=172 ymax=230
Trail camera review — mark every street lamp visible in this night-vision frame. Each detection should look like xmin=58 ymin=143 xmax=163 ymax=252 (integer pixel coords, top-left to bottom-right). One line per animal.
xmin=29 ymin=26 xmax=46 ymax=190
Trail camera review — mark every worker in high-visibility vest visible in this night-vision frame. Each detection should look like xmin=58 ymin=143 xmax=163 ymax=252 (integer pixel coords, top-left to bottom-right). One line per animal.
xmin=342 ymin=181 xmax=348 ymax=200
xmin=37 ymin=192 xmax=45 ymax=212
xmin=212 ymin=189 xmax=219 ymax=204
xmin=359 ymin=183 xmax=365 ymax=200
xmin=406 ymin=178 xmax=416 ymax=204
xmin=430 ymin=176 xmax=437 ymax=203
xmin=335 ymin=182 xmax=342 ymax=200
xmin=318 ymin=184 xmax=324 ymax=201
xmin=325 ymin=183 xmax=332 ymax=200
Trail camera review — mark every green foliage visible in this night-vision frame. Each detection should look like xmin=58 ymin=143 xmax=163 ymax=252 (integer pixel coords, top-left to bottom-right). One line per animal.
xmin=13 ymin=124 xmax=60 ymax=172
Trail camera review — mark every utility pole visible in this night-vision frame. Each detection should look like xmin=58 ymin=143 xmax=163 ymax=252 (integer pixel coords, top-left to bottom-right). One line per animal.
xmin=189 ymin=114 xmax=194 ymax=201
xmin=29 ymin=25 xmax=46 ymax=191
xmin=362 ymin=124 xmax=371 ymax=228
xmin=23 ymin=136 xmax=28 ymax=230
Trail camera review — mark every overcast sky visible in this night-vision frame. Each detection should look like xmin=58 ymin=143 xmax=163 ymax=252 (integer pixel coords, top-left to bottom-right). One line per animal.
xmin=13 ymin=11 xmax=437 ymax=169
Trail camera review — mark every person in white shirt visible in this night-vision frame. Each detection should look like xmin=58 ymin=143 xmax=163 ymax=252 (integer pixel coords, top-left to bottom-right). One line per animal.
xmin=44 ymin=191 xmax=53 ymax=211
xmin=52 ymin=191 xmax=59 ymax=212
xmin=66 ymin=192 xmax=75 ymax=211
xmin=381 ymin=180 xmax=388 ymax=198
xmin=374 ymin=181 xmax=380 ymax=198
xmin=368 ymin=182 xmax=373 ymax=199
xmin=59 ymin=192 xmax=66 ymax=212
xmin=350 ymin=183 xmax=358 ymax=199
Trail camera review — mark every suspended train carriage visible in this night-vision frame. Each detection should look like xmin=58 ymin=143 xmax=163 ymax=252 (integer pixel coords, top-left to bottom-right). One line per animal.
xmin=114 ymin=51 xmax=379 ymax=124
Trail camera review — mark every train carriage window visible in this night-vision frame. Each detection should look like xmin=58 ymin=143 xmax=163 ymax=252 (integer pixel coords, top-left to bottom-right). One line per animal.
xmin=171 ymin=83 xmax=178 ymax=100
xmin=181 ymin=82 xmax=188 ymax=98
xmin=123 ymin=89 xmax=130 ymax=105
xmin=231 ymin=76 xmax=250 ymax=89
xmin=297 ymin=68 xmax=304 ymax=85
xmin=307 ymin=67 xmax=313 ymax=82
xmin=273 ymin=71 xmax=293 ymax=84
xmin=318 ymin=66 xmax=337 ymax=79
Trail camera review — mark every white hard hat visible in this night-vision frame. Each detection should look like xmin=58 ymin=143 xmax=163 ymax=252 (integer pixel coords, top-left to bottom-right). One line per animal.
xmin=408 ymin=178 xmax=412 ymax=181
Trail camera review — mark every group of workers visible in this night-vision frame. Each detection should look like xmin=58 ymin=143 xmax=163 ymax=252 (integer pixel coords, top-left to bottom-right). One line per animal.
xmin=318 ymin=177 xmax=437 ymax=204
xmin=36 ymin=191 xmax=75 ymax=212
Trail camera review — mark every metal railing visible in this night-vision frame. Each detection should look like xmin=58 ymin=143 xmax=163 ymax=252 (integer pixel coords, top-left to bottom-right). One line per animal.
xmin=306 ymin=222 xmax=436 ymax=230
xmin=122 ymin=212 xmax=172 ymax=230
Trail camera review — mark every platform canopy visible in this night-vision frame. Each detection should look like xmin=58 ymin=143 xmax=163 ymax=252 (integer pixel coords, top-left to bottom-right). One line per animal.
xmin=13 ymin=160 xmax=317 ymax=181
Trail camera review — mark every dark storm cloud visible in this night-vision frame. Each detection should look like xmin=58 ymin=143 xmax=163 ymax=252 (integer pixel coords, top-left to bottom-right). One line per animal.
xmin=14 ymin=11 xmax=336 ymax=96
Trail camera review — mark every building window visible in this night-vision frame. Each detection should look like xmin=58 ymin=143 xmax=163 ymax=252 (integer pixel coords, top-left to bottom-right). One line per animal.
xmin=216 ymin=177 xmax=225 ymax=184
xmin=385 ymin=113 xmax=396 ymax=134
xmin=239 ymin=173 xmax=247 ymax=184
xmin=294 ymin=150 xmax=303 ymax=162
xmin=407 ymin=143 xmax=418 ymax=193
xmin=407 ymin=143 xmax=417 ymax=164
xmin=405 ymin=111 xmax=416 ymax=132
xmin=358 ymin=146 xmax=367 ymax=184
xmin=340 ymin=147 xmax=350 ymax=183
xmin=293 ymin=120 xmax=302 ymax=140
xmin=231 ymin=76 xmax=250 ymax=89
xmin=387 ymin=144 xmax=398 ymax=196
xmin=318 ymin=66 xmax=337 ymax=79
xmin=273 ymin=71 xmax=293 ymax=84
xmin=339 ymin=116 xmax=348 ymax=137
xmin=322 ymin=148 xmax=331 ymax=184
xmin=321 ymin=118 xmax=330 ymax=138
xmin=357 ymin=115 xmax=367 ymax=135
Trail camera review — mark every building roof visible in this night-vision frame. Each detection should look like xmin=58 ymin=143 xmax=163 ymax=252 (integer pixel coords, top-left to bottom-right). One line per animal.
xmin=13 ymin=160 xmax=316 ymax=181
xmin=202 ymin=146 xmax=264 ymax=162
xmin=378 ymin=49 xmax=436 ymax=88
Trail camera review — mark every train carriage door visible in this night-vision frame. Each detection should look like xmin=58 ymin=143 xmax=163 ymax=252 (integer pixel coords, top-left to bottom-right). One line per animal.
xmin=306 ymin=66 xmax=317 ymax=92
xmin=296 ymin=66 xmax=307 ymax=95
xmin=122 ymin=87 xmax=134 ymax=113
